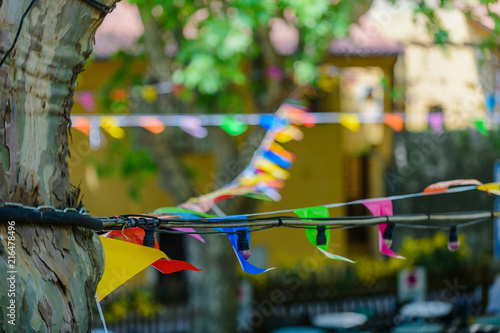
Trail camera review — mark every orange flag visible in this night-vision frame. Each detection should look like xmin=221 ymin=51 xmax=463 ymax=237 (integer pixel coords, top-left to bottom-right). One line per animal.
xmin=423 ymin=179 xmax=484 ymax=195
xmin=384 ymin=113 xmax=404 ymax=132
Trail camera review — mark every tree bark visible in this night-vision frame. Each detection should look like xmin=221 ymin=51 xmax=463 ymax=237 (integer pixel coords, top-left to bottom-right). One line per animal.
xmin=0 ymin=0 xmax=116 ymax=331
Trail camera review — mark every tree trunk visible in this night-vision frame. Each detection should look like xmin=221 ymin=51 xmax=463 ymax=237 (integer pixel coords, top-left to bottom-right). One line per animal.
xmin=0 ymin=0 xmax=116 ymax=331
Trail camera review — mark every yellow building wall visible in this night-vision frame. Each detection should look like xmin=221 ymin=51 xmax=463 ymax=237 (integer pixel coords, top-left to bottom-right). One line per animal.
xmin=369 ymin=6 xmax=490 ymax=131
xmin=404 ymin=44 xmax=486 ymax=131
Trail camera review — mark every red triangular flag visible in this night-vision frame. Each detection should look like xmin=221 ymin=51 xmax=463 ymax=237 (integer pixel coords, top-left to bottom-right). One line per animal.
xmin=384 ymin=113 xmax=404 ymax=132
xmin=152 ymin=258 xmax=202 ymax=274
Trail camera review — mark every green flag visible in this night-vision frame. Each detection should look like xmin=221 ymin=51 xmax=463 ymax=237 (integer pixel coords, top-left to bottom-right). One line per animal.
xmin=294 ymin=206 xmax=329 ymax=251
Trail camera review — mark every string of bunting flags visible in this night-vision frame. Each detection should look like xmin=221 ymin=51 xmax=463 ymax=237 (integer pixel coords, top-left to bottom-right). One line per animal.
xmin=96 ymin=179 xmax=500 ymax=301
xmin=84 ymin=93 xmax=500 ymax=317
xmin=180 ymin=98 xmax=315 ymax=210
xmin=72 ymin=111 xmax=497 ymax=150
xmin=74 ymin=76 xmax=496 ymax=151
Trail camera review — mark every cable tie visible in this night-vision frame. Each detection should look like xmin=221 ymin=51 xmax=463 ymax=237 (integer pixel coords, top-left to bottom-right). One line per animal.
xmin=128 ymin=218 xmax=137 ymax=227
xmin=4 ymin=202 xmax=23 ymax=209
xmin=37 ymin=205 xmax=55 ymax=212
xmin=278 ymin=217 xmax=283 ymax=227
xmin=81 ymin=0 xmax=117 ymax=13
xmin=79 ymin=208 xmax=91 ymax=216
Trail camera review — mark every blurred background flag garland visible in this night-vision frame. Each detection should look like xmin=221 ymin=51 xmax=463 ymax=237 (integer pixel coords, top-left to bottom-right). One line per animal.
xmin=180 ymin=97 xmax=316 ymax=213
xmin=220 ymin=116 xmax=248 ymax=136
xmin=179 ymin=116 xmax=208 ymax=138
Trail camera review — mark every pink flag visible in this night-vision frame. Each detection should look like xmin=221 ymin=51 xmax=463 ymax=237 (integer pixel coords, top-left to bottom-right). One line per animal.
xmin=171 ymin=228 xmax=205 ymax=243
xmin=180 ymin=116 xmax=207 ymax=138
xmin=428 ymin=113 xmax=443 ymax=133
xmin=362 ymin=199 xmax=405 ymax=259
xmin=78 ymin=91 xmax=96 ymax=112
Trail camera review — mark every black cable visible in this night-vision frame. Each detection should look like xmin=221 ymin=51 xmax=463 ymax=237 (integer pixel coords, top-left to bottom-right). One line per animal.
xmin=132 ymin=215 xmax=379 ymax=224
xmin=80 ymin=0 xmax=117 ymax=13
xmin=102 ymin=217 xmax=492 ymax=235
xmin=458 ymin=217 xmax=491 ymax=228
xmin=154 ymin=225 xmax=277 ymax=235
xmin=0 ymin=207 xmax=103 ymax=230
xmin=0 ymin=207 xmax=489 ymax=235
xmin=0 ymin=0 xmax=37 ymax=70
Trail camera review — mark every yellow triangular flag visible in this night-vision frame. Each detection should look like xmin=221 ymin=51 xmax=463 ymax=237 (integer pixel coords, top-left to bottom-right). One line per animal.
xmin=141 ymin=85 xmax=158 ymax=103
xmin=339 ymin=114 xmax=360 ymax=132
xmin=477 ymin=182 xmax=500 ymax=195
xmin=254 ymin=156 xmax=290 ymax=180
xmin=96 ymin=236 xmax=169 ymax=301
xmin=100 ymin=116 xmax=125 ymax=139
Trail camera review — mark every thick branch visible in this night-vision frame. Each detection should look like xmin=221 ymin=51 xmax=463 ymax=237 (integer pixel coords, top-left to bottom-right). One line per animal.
xmin=140 ymin=12 xmax=173 ymax=80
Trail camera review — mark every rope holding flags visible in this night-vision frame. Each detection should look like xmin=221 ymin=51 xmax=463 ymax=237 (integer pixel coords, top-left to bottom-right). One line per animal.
xmin=94 ymin=178 xmax=500 ymax=301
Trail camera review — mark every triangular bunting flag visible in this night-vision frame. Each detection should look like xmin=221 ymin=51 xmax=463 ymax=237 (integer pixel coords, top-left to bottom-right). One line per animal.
xmin=339 ymin=114 xmax=361 ymax=132
xmin=428 ymin=113 xmax=443 ymax=133
xmin=384 ymin=113 xmax=404 ymax=132
xmin=97 ymin=236 xmax=200 ymax=300
xmin=474 ymin=118 xmax=488 ymax=136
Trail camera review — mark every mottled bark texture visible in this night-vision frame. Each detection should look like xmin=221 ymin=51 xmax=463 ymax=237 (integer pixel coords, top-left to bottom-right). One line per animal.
xmin=0 ymin=0 xmax=116 ymax=331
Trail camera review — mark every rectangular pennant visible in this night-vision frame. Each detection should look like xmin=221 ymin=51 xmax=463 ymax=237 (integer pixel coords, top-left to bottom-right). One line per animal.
xmin=215 ymin=216 xmax=274 ymax=274
xmin=362 ymin=199 xmax=405 ymax=259
xmin=294 ymin=206 xmax=355 ymax=263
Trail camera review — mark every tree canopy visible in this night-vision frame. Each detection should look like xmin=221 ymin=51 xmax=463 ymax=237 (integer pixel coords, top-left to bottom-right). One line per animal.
xmin=120 ymin=0 xmax=500 ymax=105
